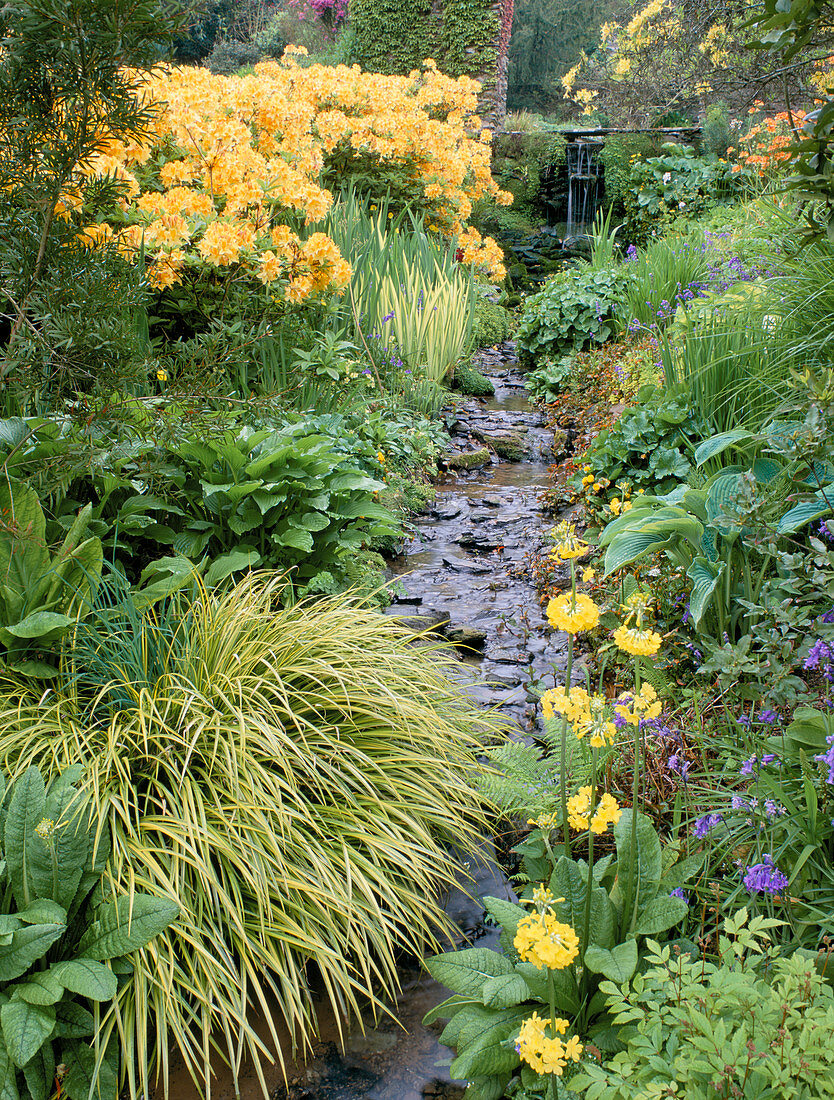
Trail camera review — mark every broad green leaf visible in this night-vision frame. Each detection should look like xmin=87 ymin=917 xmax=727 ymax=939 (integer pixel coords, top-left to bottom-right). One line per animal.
xmin=1 ymin=612 xmax=74 ymax=642
xmin=614 ymin=810 xmax=662 ymax=935
xmin=4 ymin=767 xmax=46 ymax=911
xmin=0 ymin=481 xmax=48 ymax=618
xmin=204 ymin=548 xmax=261 ymax=587
xmin=777 ymin=497 xmax=833 ymax=534
xmin=1 ymin=999 xmax=55 ymax=1068
xmin=482 ymin=897 xmax=528 ymax=939
xmin=0 ymin=924 xmax=66 ymax=983
xmin=549 ymin=857 xmax=615 ymax=951
xmin=481 ymin=972 xmax=529 ymax=1009
xmin=60 ymin=1038 xmax=118 ymax=1100
xmin=49 ymin=960 xmax=116 ymax=1002
xmin=449 ymin=1006 xmax=527 ymax=1080
xmin=0 ymin=1034 xmax=19 ymax=1100
xmin=785 ymin=707 xmax=834 ymax=753
xmin=661 ymin=853 xmax=704 ymax=891
xmin=694 ymin=430 xmax=756 ymax=466
xmin=464 ymin=1075 xmax=510 ymax=1100
xmin=52 ymin=1003 xmax=93 ymax=1040
xmin=425 ymin=948 xmax=515 ymax=998
xmin=22 ymin=1047 xmax=50 ymax=1100
xmin=583 ymin=939 xmax=638 ymax=983
xmin=13 ymin=974 xmax=63 ymax=1007
xmin=15 ymin=901 xmax=66 ymax=927
xmin=686 ymin=557 xmax=724 ymax=628
xmin=78 ymin=895 xmax=179 ymax=960
xmin=603 ymin=531 xmax=677 ymax=576
xmin=422 ymin=994 xmax=480 ymax=1026
xmin=634 ymin=894 xmax=689 ymax=935
xmin=132 ymin=556 xmax=203 ymax=609
xmin=29 ymin=786 xmax=90 ymax=912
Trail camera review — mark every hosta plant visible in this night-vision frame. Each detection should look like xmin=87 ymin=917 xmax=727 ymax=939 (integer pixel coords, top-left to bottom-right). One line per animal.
xmin=0 ymin=765 xmax=178 ymax=1100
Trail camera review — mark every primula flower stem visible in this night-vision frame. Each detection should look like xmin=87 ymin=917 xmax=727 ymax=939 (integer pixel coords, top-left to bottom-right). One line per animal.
xmin=625 ymin=658 xmax=642 ymax=934
xmin=580 ymin=752 xmax=597 ymax=1000
xmin=560 ymin=633 xmax=574 ymax=854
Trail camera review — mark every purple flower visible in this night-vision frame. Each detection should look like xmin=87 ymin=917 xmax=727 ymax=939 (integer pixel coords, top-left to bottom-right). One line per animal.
xmin=756 ymin=711 xmax=779 ymax=726
xmin=764 ymin=799 xmax=785 ymax=818
xmin=742 ymin=855 xmax=789 ymax=896
xmin=381 ymin=310 xmax=395 ymax=323
xmin=739 ymin=755 xmax=757 ymax=776
xmin=814 ymin=733 xmax=834 ymax=785
xmin=693 ymin=812 xmax=723 ymax=839
xmin=669 ymin=887 xmax=689 ymax=904
xmin=737 ymin=715 xmax=751 ymax=729
xmin=806 ymin=639 xmax=834 ymax=683
xmin=760 ymin=753 xmax=778 ymax=766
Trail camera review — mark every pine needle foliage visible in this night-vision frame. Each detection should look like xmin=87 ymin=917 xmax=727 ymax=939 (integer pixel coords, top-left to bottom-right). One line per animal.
xmin=0 ymin=574 xmax=504 ymax=1098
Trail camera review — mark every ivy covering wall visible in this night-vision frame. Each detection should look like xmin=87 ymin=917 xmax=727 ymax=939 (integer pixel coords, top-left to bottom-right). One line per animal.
xmin=349 ymin=0 xmax=506 ymax=117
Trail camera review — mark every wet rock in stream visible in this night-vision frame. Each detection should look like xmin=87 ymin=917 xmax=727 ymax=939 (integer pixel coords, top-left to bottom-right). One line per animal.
xmin=386 ymin=342 xmax=579 ymax=728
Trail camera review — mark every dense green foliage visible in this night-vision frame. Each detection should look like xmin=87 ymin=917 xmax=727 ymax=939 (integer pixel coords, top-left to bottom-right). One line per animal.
xmin=517 ymin=266 xmax=630 ymax=361
xmin=0 ymin=765 xmax=177 ymax=1100
xmin=349 ymin=0 xmax=499 ymax=87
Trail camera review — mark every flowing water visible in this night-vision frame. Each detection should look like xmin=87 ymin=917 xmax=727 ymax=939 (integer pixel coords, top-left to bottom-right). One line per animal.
xmin=155 ymin=344 xmax=567 ymax=1100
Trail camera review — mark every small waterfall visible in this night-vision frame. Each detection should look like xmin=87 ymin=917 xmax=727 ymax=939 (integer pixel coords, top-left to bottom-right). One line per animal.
xmin=565 ymin=140 xmax=603 ymax=238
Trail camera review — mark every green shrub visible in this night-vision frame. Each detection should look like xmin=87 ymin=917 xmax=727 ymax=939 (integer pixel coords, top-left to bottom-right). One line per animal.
xmin=517 ymin=264 xmax=630 ymax=363
xmin=524 ymin=354 xmax=575 ymax=403
xmin=0 ymin=574 xmax=503 ymax=1095
xmin=471 ymin=297 xmax=513 ymax=349
xmin=572 ymin=911 xmax=834 ymax=1099
xmin=453 ymin=362 xmax=495 ymax=396
xmin=623 ymin=144 xmax=750 ymax=244
xmin=599 ymin=134 xmax=659 ymax=214
xmin=583 ymin=385 xmax=710 ymax=495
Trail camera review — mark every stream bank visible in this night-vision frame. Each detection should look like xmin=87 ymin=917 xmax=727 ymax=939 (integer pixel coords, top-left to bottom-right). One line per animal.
xmin=154 ymin=343 xmax=574 ymax=1100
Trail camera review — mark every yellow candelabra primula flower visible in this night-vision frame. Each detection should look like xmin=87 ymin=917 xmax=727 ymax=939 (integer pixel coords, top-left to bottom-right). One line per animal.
xmin=540 ymin=685 xmax=589 ymax=724
xmin=614 ymin=590 xmax=663 ymax=656
xmin=615 ymin=683 xmax=662 ymax=726
xmin=572 ymin=692 xmax=617 ymax=748
xmin=550 ymin=520 xmax=588 ymax=561
xmin=514 ymin=913 xmax=579 ymax=971
xmin=567 ymin=787 xmax=622 ymax=834
xmin=546 ymin=593 xmax=600 ymax=634
xmin=516 ymin=1013 xmax=583 ymax=1077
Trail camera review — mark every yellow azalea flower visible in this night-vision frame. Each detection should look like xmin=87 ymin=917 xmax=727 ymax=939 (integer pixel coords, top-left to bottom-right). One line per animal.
xmin=156 ymin=368 xmax=168 ymax=382
xmin=609 ymin=497 xmax=622 ymax=516
xmin=592 ymin=482 xmax=602 ymax=492
xmin=582 ymin=474 xmax=595 ymax=487
xmin=514 ymin=913 xmax=579 ymax=971
xmin=516 ymin=1012 xmax=582 ymax=1077
xmin=377 ymin=451 xmax=386 ymax=464
xmin=546 ymin=592 xmax=600 ymax=634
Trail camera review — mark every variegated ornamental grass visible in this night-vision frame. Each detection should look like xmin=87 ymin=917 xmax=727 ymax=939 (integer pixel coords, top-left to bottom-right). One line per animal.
xmin=0 ymin=574 xmax=504 ymax=1097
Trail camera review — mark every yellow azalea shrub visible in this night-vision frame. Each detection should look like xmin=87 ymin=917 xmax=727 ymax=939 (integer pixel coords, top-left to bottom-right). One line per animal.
xmin=67 ymin=52 xmax=511 ymax=297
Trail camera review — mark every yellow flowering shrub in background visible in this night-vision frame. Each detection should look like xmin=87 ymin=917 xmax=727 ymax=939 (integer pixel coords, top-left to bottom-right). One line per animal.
xmin=73 ymin=51 xmax=511 ymax=296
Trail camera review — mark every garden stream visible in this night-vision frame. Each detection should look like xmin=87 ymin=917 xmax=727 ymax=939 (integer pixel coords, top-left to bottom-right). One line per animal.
xmin=159 ymin=345 xmax=574 ymax=1100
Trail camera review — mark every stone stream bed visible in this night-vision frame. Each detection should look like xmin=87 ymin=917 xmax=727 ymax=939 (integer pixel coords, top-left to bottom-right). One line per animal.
xmin=157 ymin=346 xmax=575 ymax=1100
